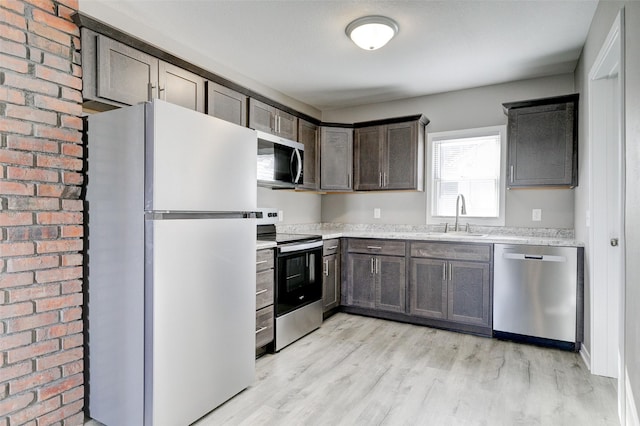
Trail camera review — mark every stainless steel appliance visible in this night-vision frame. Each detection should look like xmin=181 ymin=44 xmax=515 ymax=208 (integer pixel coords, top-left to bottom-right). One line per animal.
xmin=86 ymin=100 xmax=257 ymax=426
xmin=493 ymin=244 xmax=582 ymax=351
xmin=257 ymin=209 xmax=323 ymax=351
xmin=256 ymin=130 xmax=304 ymax=188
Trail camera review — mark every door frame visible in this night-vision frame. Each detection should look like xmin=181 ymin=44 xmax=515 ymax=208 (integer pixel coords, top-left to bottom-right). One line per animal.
xmin=587 ymin=7 xmax=626 ymax=422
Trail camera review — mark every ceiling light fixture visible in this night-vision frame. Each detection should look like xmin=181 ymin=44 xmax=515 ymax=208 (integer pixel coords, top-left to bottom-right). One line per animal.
xmin=345 ymin=15 xmax=399 ymax=51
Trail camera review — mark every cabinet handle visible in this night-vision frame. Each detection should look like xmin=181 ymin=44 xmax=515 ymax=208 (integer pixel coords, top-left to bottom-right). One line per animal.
xmin=370 ymin=257 xmax=375 ymax=274
xmin=147 ymin=83 xmax=156 ymax=101
xmin=379 ymin=172 xmax=383 ymax=188
xmin=448 ymin=263 xmax=452 ymax=281
xmin=347 ymin=173 xmax=351 ymax=188
xmin=255 ymin=326 xmax=268 ymax=334
xmin=510 ymin=165 xmax=514 ymax=183
xmin=256 ymin=260 xmax=268 ymax=265
xmin=327 ymin=245 xmax=338 ymax=250
xmin=367 ymin=246 xmax=382 ymax=250
xmin=324 ymin=259 xmax=329 ymax=276
xmin=158 ymin=85 xmax=165 ymax=100
xmin=442 ymin=263 xmax=446 ymax=281
xmin=375 ymin=258 xmax=379 ymax=274
xmin=256 ymin=289 xmax=268 ymax=296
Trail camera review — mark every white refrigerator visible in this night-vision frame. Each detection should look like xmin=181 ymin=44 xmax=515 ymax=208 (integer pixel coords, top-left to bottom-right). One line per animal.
xmin=86 ymin=100 xmax=257 ymax=426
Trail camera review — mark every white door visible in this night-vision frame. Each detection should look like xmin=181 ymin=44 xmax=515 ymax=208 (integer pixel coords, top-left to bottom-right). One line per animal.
xmin=588 ymin=9 xmax=625 ymax=421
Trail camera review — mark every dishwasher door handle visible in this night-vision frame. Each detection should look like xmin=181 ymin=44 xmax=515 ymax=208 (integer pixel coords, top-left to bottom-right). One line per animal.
xmin=503 ymin=253 xmax=567 ymax=262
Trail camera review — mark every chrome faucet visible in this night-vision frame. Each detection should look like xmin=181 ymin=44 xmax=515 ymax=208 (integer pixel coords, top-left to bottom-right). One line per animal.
xmin=454 ymin=194 xmax=467 ymax=232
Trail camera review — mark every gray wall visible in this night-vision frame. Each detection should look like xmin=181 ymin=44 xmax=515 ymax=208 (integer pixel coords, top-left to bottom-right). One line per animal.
xmin=257 ymin=187 xmax=322 ymax=224
xmin=321 ymin=75 xmax=576 ymax=227
xmin=575 ymin=0 xmax=640 ymax=418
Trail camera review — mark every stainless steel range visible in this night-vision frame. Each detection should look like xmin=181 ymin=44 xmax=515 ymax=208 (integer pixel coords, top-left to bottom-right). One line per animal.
xmin=257 ymin=209 xmax=323 ymax=351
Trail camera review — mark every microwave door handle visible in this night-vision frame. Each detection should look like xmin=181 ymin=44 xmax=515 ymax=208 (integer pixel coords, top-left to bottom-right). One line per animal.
xmin=290 ymin=150 xmax=296 ymax=183
xmin=294 ymin=149 xmax=303 ymax=184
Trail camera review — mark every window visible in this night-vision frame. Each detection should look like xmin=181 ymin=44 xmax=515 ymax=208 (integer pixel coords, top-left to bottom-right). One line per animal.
xmin=426 ymin=126 xmax=506 ymax=226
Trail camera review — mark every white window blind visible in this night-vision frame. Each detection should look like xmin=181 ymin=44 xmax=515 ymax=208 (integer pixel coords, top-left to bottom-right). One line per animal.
xmin=431 ymin=132 xmax=502 ymax=218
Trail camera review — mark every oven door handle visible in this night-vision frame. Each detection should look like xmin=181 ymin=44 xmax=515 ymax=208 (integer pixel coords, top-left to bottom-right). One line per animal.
xmin=279 ymin=240 xmax=323 ymax=253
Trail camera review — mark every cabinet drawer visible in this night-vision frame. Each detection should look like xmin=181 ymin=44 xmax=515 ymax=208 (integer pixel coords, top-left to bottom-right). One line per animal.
xmin=323 ymin=239 xmax=341 ymax=256
xmin=256 ymin=269 xmax=274 ymax=310
xmin=256 ymin=249 xmax=274 ymax=272
xmin=348 ymin=239 xmax=405 ymax=256
xmin=255 ymin=306 xmax=274 ymax=348
xmin=411 ymin=242 xmax=491 ymax=262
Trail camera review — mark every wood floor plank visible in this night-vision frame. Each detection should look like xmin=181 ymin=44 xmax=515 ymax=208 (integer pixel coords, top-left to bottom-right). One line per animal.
xmin=86 ymin=312 xmax=617 ymax=425
xmin=195 ymin=313 xmax=617 ymax=426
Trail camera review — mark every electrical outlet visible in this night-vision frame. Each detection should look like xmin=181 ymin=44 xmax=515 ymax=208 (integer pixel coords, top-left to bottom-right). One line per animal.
xmin=532 ymin=209 xmax=542 ymax=221
xmin=278 ymin=210 xmax=284 ymax=222
xmin=374 ymin=208 xmax=381 ymax=219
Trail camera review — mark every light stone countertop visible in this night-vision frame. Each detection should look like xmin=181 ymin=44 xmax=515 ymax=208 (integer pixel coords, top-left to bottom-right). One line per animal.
xmin=257 ymin=240 xmax=277 ymax=250
xmin=274 ymin=224 xmax=584 ymax=247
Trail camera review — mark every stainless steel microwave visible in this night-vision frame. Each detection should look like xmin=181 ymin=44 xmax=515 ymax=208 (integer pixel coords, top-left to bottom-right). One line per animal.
xmin=256 ymin=130 xmax=304 ymax=188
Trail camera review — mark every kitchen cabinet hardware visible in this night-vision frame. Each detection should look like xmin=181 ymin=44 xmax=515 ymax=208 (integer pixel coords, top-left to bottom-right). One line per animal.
xmin=255 ymin=327 xmax=268 ymax=334
xmin=256 ymin=260 xmax=269 ymax=265
xmin=367 ymin=246 xmax=383 ymax=250
xmin=256 ymin=289 xmax=268 ymax=296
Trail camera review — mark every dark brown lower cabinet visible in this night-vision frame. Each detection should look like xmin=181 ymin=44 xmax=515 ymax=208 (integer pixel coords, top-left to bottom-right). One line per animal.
xmin=345 ymin=239 xmax=406 ymax=314
xmin=410 ymin=242 xmax=492 ymax=328
xmin=322 ymin=239 xmax=341 ymax=313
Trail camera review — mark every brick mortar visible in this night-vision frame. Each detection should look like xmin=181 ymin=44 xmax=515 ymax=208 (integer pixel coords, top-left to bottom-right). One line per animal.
xmin=0 ymin=1 xmax=84 ymax=425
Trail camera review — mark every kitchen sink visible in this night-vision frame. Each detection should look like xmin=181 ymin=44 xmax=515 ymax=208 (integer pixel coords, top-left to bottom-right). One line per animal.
xmin=427 ymin=232 xmax=488 ymax=238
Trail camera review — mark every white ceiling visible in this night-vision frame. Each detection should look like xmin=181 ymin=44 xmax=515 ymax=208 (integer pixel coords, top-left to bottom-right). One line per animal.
xmin=80 ymin=0 xmax=599 ymax=111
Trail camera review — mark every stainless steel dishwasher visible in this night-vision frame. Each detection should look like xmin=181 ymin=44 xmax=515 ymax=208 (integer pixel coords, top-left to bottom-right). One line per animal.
xmin=493 ymin=244 xmax=582 ymax=351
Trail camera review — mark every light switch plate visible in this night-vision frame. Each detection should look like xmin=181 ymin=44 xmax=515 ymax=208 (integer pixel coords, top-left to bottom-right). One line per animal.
xmin=278 ymin=210 xmax=284 ymax=222
xmin=532 ymin=209 xmax=542 ymax=221
xmin=374 ymin=208 xmax=381 ymax=219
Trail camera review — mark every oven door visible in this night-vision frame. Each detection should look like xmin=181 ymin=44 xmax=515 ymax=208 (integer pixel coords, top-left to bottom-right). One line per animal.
xmin=275 ymin=242 xmax=322 ymax=317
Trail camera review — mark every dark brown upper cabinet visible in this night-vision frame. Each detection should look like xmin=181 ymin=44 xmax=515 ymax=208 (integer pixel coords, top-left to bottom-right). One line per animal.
xmin=298 ymin=119 xmax=319 ymax=190
xmin=319 ymin=126 xmax=353 ymax=191
xmin=249 ymin=98 xmax=298 ymax=141
xmin=82 ymin=29 xmax=204 ymax=112
xmin=503 ymin=94 xmax=579 ymax=188
xmin=353 ymin=116 xmax=428 ymax=191
xmin=206 ymin=81 xmax=247 ymax=126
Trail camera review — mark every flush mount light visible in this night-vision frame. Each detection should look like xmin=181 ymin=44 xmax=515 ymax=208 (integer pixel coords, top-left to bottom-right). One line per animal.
xmin=345 ymin=15 xmax=399 ymax=51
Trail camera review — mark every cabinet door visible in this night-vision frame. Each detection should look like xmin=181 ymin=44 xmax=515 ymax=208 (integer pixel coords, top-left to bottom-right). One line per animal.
xmin=249 ymin=98 xmax=275 ymax=133
xmin=409 ymin=258 xmax=447 ymax=319
xmin=275 ymin=110 xmax=298 ymax=140
xmin=158 ymin=61 xmax=205 ymax=113
xmin=376 ymin=256 xmax=406 ymax=313
xmin=96 ymin=35 xmax=158 ymax=106
xmin=385 ymin=122 xmax=418 ymax=189
xmin=354 ymin=126 xmax=383 ymax=190
xmin=320 ymin=127 xmax=353 ymax=191
xmin=346 ymin=253 xmax=375 ymax=308
xmin=298 ymin=119 xmax=319 ymax=189
xmin=323 ymin=254 xmax=340 ymax=312
xmin=507 ymin=102 xmax=576 ymax=187
xmin=206 ymin=81 xmax=247 ymax=126
xmin=448 ymin=261 xmax=491 ymax=327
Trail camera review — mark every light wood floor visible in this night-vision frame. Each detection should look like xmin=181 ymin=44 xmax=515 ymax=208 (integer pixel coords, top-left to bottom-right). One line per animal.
xmin=196 ymin=313 xmax=618 ymax=426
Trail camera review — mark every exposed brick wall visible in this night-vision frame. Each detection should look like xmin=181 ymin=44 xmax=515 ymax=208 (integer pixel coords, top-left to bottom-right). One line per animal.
xmin=1 ymin=0 xmax=84 ymax=424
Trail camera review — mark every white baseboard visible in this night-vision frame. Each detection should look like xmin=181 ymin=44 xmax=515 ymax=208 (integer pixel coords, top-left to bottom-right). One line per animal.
xmin=626 ymin=368 xmax=640 ymax=426
xmin=580 ymin=345 xmax=592 ymax=371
